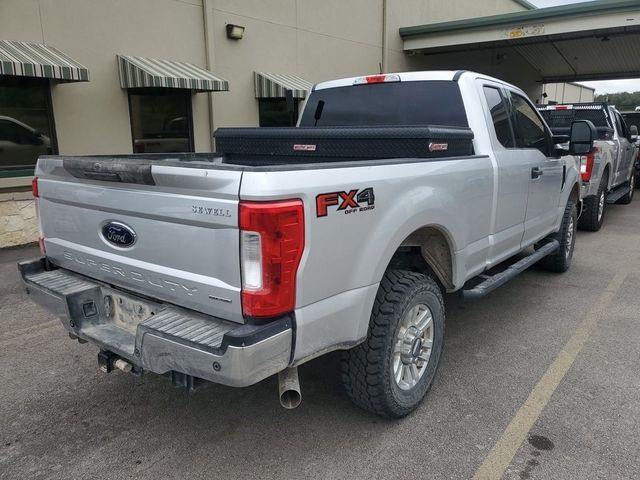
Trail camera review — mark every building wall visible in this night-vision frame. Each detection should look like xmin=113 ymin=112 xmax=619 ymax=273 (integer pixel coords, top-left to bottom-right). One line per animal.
xmin=542 ymin=83 xmax=595 ymax=104
xmin=0 ymin=0 xmax=533 ymax=248
xmin=384 ymin=0 xmax=527 ymax=73
xmin=207 ymin=0 xmax=384 ymax=129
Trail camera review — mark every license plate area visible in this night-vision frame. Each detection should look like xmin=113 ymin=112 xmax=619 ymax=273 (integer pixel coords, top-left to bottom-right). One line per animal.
xmin=102 ymin=288 xmax=163 ymax=332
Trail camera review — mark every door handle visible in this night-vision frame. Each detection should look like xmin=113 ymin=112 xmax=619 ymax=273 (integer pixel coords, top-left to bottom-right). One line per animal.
xmin=531 ymin=167 xmax=543 ymax=179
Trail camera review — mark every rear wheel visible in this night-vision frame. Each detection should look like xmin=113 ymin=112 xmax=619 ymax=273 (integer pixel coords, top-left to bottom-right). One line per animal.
xmin=538 ymin=200 xmax=577 ymax=273
xmin=340 ymin=269 xmax=444 ymax=418
xmin=618 ymin=172 xmax=635 ymax=205
xmin=578 ymin=174 xmax=608 ymax=232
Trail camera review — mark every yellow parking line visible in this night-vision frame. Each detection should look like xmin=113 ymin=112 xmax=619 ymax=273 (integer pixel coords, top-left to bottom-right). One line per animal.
xmin=473 ymin=270 xmax=627 ymax=480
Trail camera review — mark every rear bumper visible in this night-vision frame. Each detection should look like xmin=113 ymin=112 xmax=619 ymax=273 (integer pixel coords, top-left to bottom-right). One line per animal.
xmin=19 ymin=257 xmax=292 ymax=387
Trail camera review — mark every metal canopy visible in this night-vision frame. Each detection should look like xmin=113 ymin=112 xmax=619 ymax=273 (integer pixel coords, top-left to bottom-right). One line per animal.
xmin=0 ymin=40 xmax=89 ymax=82
xmin=400 ymin=0 xmax=640 ymax=83
xmin=117 ymin=55 xmax=228 ymax=92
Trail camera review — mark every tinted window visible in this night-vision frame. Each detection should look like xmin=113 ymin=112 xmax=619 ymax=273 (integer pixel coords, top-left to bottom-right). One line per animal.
xmin=0 ymin=77 xmax=56 ymax=171
xmin=614 ymin=111 xmax=627 ymax=137
xmin=300 ymin=80 xmax=468 ymax=127
xmin=129 ymin=89 xmax=193 ymax=153
xmin=621 ymin=112 xmax=640 ymax=129
xmin=259 ymin=98 xmax=299 ymax=127
xmin=539 ymin=107 xmax=611 ymax=129
xmin=483 ymin=86 xmax=514 ymax=148
xmin=510 ymin=93 xmax=548 ymax=154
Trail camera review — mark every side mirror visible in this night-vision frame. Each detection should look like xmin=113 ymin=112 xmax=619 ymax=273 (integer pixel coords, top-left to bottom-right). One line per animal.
xmin=630 ymin=125 xmax=638 ymax=143
xmin=568 ymin=120 xmax=597 ymax=156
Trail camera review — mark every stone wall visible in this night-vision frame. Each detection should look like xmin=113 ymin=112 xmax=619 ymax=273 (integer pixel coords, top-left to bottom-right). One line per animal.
xmin=0 ymin=192 xmax=38 ymax=248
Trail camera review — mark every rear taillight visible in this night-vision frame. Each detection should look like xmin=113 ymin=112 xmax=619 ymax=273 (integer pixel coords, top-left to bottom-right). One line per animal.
xmin=32 ymin=177 xmax=46 ymax=255
xmin=353 ymin=73 xmax=400 ymax=85
xmin=239 ymin=199 xmax=305 ymax=318
xmin=580 ymin=153 xmax=595 ymax=182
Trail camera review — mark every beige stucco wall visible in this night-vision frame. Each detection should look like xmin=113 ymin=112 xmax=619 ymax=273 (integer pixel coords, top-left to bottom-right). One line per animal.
xmin=0 ymin=0 xmax=535 ymax=248
xmin=0 ymin=0 xmax=212 ymax=155
xmin=0 ymin=0 xmax=532 ymax=152
xmin=207 ymin=0 xmax=384 ymax=129
xmin=543 ymin=83 xmax=595 ymax=104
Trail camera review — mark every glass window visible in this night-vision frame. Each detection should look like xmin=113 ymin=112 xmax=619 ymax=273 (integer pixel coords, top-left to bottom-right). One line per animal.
xmin=483 ymin=86 xmax=514 ymax=148
xmin=614 ymin=111 xmax=628 ymax=138
xmin=0 ymin=77 xmax=56 ymax=171
xmin=299 ymin=80 xmax=468 ymax=127
xmin=510 ymin=93 xmax=549 ymax=155
xmin=128 ymin=89 xmax=193 ymax=153
xmin=259 ymin=98 xmax=299 ymax=127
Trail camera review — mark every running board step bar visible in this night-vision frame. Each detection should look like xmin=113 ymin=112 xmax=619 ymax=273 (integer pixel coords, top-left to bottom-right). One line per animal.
xmin=462 ymin=240 xmax=560 ymax=301
xmin=606 ymin=183 xmax=631 ymax=204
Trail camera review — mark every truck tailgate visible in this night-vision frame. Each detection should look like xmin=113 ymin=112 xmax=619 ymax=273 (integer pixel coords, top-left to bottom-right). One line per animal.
xmin=35 ymin=156 xmax=244 ymax=323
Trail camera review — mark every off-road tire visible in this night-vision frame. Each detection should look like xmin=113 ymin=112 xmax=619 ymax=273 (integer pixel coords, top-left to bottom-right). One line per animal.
xmin=578 ymin=174 xmax=608 ymax=232
xmin=538 ymin=200 xmax=577 ymax=273
xmin=618 ymin=172 xmax=635 ymax=205
xmin=340 ymin=269 xmax=444 ymax=418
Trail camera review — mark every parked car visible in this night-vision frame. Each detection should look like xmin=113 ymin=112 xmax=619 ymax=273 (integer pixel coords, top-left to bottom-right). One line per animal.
xmin=539 ymin=103 xmax=636 ymax=231
xmin=620 ymin=110 xmax=640 ymax=188
xmin=0 ymin=116 xmax=51 ymax=168
xmin=20 ymin=71 xmax=590 ymax=418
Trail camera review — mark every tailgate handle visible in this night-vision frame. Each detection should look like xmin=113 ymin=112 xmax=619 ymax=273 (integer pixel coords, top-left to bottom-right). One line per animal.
xmin=63 ymin=158 xmax=156 ymax=185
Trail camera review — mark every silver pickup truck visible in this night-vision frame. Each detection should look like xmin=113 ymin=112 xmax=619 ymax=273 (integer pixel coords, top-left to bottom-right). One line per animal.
xmin=539 ymin=103 xmax=636 ymax=231
xmin=20 ymin=71 xmax=593 ymax=418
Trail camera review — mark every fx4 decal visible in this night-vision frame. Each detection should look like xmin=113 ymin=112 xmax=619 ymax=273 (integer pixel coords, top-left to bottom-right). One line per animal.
xmin=316 ymin=187 xmax=375 ymax=217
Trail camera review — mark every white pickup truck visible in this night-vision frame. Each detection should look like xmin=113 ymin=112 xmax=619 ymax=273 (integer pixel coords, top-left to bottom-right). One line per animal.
xmin=20 ymin=71 xmax=592 ymax=418
xmin=539 ymin=103 xmax=636 ymax=231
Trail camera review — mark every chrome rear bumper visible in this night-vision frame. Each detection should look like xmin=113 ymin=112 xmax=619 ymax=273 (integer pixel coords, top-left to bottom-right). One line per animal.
xmin=19 ymin=258 xmax=292 ymax=387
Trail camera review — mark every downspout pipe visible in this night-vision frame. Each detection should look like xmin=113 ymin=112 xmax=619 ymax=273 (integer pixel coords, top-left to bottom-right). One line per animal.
xmin=203 ymin=0 xmax=216 ymax=150
xmin=381 ymin=0 xmax=388 ymax=73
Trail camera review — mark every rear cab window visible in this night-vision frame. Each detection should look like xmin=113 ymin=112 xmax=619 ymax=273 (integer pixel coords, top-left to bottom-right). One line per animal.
xmin=538 ymin=104 xmax=614 ymax=140
xmin=300 ymin=80 xmax=468 ymax=127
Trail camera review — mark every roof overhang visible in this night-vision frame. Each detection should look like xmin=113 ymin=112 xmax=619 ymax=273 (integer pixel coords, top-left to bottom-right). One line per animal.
xmin=400 ymin=0 xmax=640 ymax=83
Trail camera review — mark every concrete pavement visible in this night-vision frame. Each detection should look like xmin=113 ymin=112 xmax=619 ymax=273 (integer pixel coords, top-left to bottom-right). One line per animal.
xmin=1 ymin=199 xmax=639 ymax=480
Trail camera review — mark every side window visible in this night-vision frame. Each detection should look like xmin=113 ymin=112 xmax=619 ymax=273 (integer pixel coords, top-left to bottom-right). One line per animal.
xmin=615 ymin=112 xmax=628 ymax=138
xmin=483 ymin=86 xmax=514 ymax=148
xmin=510 ymin=93 xmax=549 ymax=155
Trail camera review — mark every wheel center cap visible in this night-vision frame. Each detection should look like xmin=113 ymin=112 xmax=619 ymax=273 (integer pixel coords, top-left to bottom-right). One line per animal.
xmin=411 ymin=337 xmax=423 ymax=358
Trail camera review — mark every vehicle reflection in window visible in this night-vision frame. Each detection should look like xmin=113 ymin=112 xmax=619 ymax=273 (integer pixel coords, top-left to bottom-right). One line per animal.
xmin=0 ymin=78 xmax=56 ymax=170
xmin=129 ymin=90 xmax=194 ymax=153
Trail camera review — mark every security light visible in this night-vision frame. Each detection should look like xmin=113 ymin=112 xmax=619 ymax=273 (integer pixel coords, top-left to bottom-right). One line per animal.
xmin=226 ymin=24 xmax=245 ymax=40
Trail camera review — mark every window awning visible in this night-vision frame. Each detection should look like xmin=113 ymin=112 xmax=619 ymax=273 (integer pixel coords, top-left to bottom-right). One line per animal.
xmin=254 ymin=72 xmax=312 ymax=99
xmin=117 ymin=55 xmax=228 ymax=92
xmin=0 ymin=40 xmax=89 ymax=82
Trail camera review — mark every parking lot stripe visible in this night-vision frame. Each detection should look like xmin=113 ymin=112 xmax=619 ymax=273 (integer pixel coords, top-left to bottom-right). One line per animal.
xmin=472 ymin=270 xmax=628 ymax=480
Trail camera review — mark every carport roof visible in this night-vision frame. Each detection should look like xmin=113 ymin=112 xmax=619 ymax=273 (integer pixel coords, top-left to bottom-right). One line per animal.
xmin=400 ymin=0 xmax=640 ymax=83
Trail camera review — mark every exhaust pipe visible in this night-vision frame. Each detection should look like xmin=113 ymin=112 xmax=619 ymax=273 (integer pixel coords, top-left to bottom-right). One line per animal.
xmin=278 ymin=367 xmax=302 ymax=409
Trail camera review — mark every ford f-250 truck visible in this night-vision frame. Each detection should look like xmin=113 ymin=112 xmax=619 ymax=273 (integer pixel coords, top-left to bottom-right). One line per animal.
xmin=539 ymin=103 xmax=636 ymax=231
xmin=20 ymin=71 xmax=593 ymax=418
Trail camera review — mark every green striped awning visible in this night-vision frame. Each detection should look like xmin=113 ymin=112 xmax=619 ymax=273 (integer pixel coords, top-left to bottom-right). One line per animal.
xmin=254 ymin=72 xmax=312 ymax=99
xmin=0 ymin=40 xmax=89 ymax=82
xmin=117 ymin=55 xmax=228 ymax=92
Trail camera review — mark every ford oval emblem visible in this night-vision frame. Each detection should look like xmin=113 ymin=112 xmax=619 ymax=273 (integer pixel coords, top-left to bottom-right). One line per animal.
xmin=101 ymin=222 xmax=137 ymax=248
